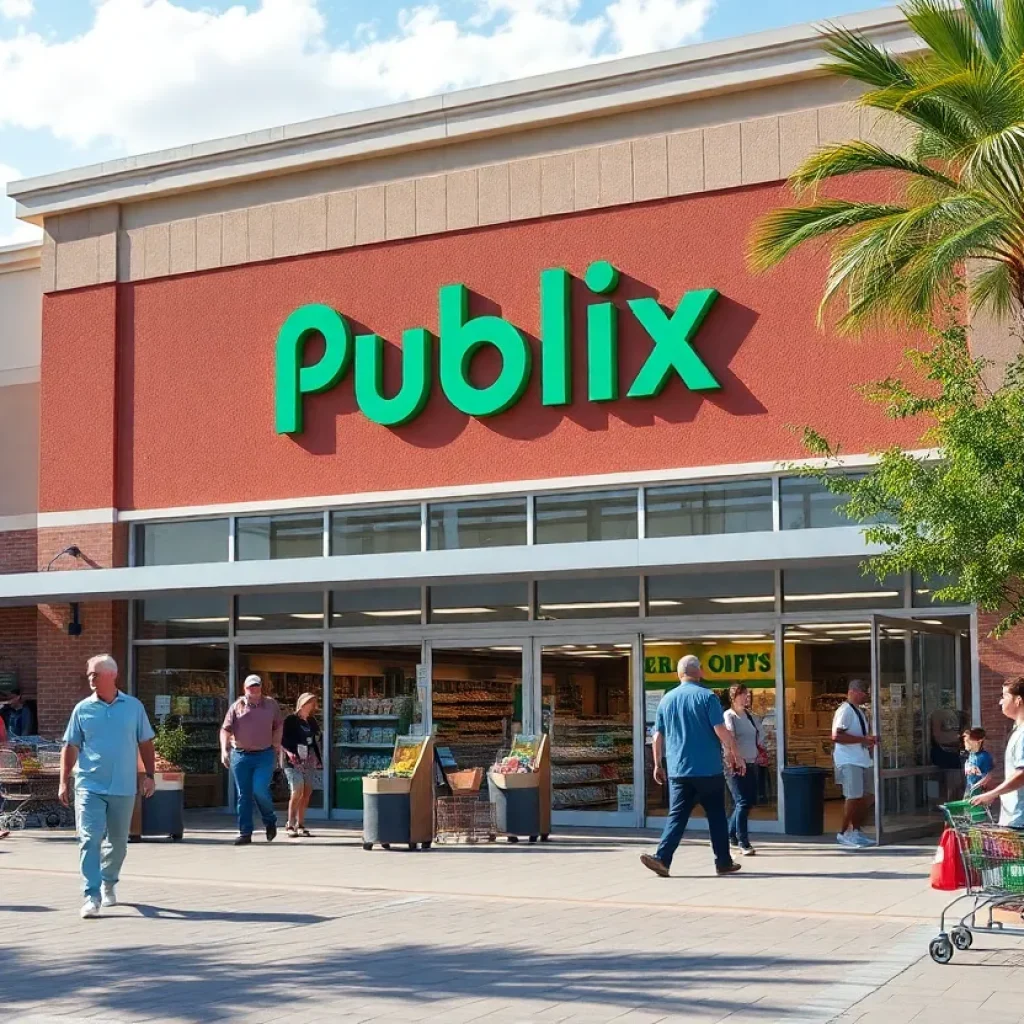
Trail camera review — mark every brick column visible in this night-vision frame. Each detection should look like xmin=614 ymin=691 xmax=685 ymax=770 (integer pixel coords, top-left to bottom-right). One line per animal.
xmin=977 ymin=611 xmax=1024 ymax=765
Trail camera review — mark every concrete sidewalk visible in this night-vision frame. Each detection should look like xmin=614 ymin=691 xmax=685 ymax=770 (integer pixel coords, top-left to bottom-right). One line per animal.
xmin=1 ymin=819 xmax=1022 ymax=1023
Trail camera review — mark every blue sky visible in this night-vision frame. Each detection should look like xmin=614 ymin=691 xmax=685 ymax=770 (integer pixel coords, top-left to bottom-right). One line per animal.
xmin=0 ymin=0 xmax=897 ymax=244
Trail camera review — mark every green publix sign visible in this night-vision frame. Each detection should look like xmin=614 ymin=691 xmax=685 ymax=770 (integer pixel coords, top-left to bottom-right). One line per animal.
xmin=275 ymin=260 xmax=721 ymax=434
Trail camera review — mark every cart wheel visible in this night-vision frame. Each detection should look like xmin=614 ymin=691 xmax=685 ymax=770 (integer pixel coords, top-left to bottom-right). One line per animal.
xmin=421 ymin=842 xmax=432 ymax=850
xmin=951 ymin=928 xmax=973 ymax=950
xmin=529 ymin=835 xmax=538 ymax=843
xmin=507 ymin=835 xmax=519 ymax=843
xmin=929 ymin=937 xmax=954 ymax=964
xmin=45 ymin=811 xmax=62 ymax=829
xmin=171 ymin=833 xmax=183 ymax=842
xmin=541 ymin=834 xmax=551 ymax=842
xmin=362 ymin=842 xmax=374 ymax=851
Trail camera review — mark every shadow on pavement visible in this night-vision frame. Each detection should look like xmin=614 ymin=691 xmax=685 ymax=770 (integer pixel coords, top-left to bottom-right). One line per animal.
xmin=0 ymin=905 xmax=55 ymax=913
xmin=0 ymin=938 xmax=841 ymax=1022
xmin=127 ymin=904 xmax=330 ymax=925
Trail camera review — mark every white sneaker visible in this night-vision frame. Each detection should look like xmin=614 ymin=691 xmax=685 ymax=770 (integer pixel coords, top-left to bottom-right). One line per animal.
xmin=80 ymin=897 xmax=101 ymax=919
xmin=101 ymin=883 xmax=118 ymax=907
xmin=836 ymin=831 xmax=860 ymax=849
xmin=851 ymin=830 xmax=876 ymax=847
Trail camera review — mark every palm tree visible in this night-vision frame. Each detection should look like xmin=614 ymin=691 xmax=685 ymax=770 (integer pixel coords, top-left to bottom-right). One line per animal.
xmin=749 ymin=0 xmax=1024 ymax=332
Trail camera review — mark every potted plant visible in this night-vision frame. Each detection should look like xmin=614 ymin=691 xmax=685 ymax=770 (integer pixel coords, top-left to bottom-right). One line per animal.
xmin=130 ymin=721 xmax=187 ymax=841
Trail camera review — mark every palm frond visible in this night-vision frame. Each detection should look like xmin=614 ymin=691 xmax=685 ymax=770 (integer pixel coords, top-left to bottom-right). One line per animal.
xmin=819 ymin=25 xmax=915 ymax=89
xmin=787 ymin=141 xmax=959 ymax=193
xmin=970 ymin=261 xmax=1015 ymax=317
xmin=903 ymin=0 xmax=988 ymax=70
xmin=748 ymin=201 xmax=907 ymax=271
xmin=962 ymin=0 xmax=1006 ymax=65
xmin=1001 ymin=0 xmax=1024 ymax=68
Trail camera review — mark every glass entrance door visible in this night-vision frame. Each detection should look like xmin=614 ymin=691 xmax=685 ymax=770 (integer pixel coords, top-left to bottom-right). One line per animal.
xmin=871 ymin=616 xmax=964 ymax=843
xmin=536 ymin=639 xmax=641 ymax=827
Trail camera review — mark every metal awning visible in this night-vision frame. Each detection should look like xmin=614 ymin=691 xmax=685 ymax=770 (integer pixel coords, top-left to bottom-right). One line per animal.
xmin=0 ymin=527 xmax=880 ymax=607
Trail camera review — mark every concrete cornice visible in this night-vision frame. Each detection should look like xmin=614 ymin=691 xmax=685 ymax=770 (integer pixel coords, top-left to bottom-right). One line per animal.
xmin=8 ymin=6 xmax=917 ymax=222
xmin=0 ymin=241 xmax=42 ymax=274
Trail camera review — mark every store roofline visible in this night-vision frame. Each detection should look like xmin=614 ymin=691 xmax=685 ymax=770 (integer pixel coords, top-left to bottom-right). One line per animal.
xmin=7 ymin=6 xmax=917 ymax=223
xmin=0 ymin=240 xmax=42 ymax=274
xmin=0 ymin=528 xmax=881 ymax=607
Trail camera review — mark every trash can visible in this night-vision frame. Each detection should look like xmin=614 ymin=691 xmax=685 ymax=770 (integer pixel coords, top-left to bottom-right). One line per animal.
xmin=782 ymin=766 xmax=827 ymax=836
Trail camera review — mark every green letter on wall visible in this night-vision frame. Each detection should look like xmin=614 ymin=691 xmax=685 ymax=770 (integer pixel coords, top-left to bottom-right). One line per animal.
xmin=539 ymin=267 xmax=571 ymax=406
xmin=439 ymin=283 xmax=531 ymax=417
xmin=627 ymin=289 xmax=721 ymax=398
xmin=275 ymin=304 xmax=353 ymax=434
xmin=354 ymin=329 xmax=432 ymax=427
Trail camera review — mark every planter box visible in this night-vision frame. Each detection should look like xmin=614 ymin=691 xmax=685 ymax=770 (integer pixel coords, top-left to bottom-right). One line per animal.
xmin=362 ymin=775 xmax=412 ymax=795
xmin=488 ymin=771 xmax=539 ymax=791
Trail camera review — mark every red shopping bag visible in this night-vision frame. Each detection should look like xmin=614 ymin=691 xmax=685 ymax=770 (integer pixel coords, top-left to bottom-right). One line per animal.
xmin=930 ymin=828 xmax=966 ymax=891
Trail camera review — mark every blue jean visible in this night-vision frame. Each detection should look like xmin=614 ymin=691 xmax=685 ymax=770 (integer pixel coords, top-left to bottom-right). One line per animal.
xmin=727 ymin=766 xmax=759 ymax=847
xmin=231 ymin=748 xmax=277 ymax=836
xmin=655 ymin=775 xmax=733 ymax=871
xmin=76 ymin=789 xmax=135 ymax=899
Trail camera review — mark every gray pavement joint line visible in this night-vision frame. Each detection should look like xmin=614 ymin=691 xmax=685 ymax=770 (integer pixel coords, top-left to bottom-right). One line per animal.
xmin=1 ymin=864 xmax=937 ymax=925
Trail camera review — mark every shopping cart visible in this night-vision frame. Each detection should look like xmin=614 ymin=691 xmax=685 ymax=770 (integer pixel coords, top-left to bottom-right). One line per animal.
xmin=929 ymin=798 xmax=1024 ymax=963
xmin=0 ymin=744 xmax=68 ymax=832
xmin=435 ymin=794 xmax=497 ymax=844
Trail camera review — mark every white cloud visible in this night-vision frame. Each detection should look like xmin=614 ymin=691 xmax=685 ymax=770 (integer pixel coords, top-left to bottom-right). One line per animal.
xmin=0 ymin=0 xmax=714 ymax=154
xmin=0 ymin=0 xmax=33 ymax=20
xmin=0 ymin=164 xmax=42 ymax=246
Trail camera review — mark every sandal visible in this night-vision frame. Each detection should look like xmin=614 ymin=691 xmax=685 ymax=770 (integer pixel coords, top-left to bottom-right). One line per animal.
xmin=300 ymin=828 xmax=313 ymax=838
xmin=285 ymin=825 xmax=299 ymax=838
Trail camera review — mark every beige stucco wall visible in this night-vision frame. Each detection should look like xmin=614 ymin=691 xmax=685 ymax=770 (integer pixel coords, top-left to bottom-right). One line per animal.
xmin=0 ymin=255 xmax=41 ymax=519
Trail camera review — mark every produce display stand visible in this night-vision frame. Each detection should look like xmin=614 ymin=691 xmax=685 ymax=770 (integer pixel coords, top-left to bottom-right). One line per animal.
xmin=487 ymin=734 xmax=552 ymax=844
xmin=362 ymin=735 xmax=434 ymax=851
xmin=129 ymin=770 xmax=185 ymax=842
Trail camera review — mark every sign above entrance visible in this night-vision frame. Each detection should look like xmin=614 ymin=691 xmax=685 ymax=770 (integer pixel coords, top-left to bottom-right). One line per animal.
xmin=275 ymin=261 xmax=722 ymax=434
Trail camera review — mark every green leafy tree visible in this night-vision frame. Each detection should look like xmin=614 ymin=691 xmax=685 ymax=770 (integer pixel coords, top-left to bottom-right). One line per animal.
xmin=750 ymin=0 xmax=1024 ymax=331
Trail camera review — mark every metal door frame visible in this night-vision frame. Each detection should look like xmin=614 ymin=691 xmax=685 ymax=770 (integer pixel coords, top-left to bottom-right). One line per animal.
xmin=870 ymin=615 xmax=962 ymax=844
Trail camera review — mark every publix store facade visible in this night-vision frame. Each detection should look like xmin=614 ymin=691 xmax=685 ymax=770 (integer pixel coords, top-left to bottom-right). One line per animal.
xmin=1 ymin=7 xmax=1014 ymax=841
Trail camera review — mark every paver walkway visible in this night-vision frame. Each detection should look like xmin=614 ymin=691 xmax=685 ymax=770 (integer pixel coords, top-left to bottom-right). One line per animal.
xmin=2 ymin=819 xmax=1023 ymax=1023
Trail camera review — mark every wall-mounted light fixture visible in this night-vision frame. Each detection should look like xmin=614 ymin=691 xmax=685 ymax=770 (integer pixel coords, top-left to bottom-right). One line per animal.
xmin=44 ymin=545 xmax=84 ymax=637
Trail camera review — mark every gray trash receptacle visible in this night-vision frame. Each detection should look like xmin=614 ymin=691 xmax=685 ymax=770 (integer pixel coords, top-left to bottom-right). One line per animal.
xmin=782 ymin=766 xmax=828 ymax=836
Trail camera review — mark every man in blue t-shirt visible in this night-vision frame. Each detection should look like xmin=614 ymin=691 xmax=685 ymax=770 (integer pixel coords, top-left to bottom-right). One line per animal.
xmin=641 ymin=655 xmax=744 ymax=877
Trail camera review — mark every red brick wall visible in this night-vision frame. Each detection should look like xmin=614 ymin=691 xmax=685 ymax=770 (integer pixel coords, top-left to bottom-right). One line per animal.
xmin=977 ymin=611 xmax=1024 ymax=762
xmin=0 ymin=528 xmax=38 ymax=575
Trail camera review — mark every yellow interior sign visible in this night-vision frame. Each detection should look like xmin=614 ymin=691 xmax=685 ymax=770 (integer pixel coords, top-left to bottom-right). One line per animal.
xmin=644 ymin=642 xmax=795 ymax=688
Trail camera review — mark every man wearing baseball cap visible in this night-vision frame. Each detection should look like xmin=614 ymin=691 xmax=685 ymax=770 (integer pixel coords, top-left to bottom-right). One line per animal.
xmin=0 ymin=683 xmax=37 ymax=738
xmin=220 ymin=675 xmax=283 ymax=846
xmin=832 ymin=678 xmax=878 ymax=848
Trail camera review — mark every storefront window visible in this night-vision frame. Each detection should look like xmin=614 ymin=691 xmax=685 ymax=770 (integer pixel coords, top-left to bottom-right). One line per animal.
xmin=136 ymin=595 xmax=230 ymax=640
xmin=331 ymin=506 xmax=422 ymax=555
xmin=236 ymin=513 xmax=323 ymax=560
xmin=432 ymin=647 xmax=522 ymax=781
xmin=134 ymin=644 xmax=229 ymax=809
xmin=644 ymin=634 xmax=778 ymax=825
xmin=779 ymin=476 xmax=855 ymax=530
xmin=429 ymin=581 xmax=529 ymax=623
xmin=646 ymin=479 xmax=773 ymax=537
xmin=333 ymin=646 xmax=422 ymax=812
xmin=537 ymin=576 xmax=639 ymax=619
xmin=543 ymin=644 xmax=634 ymax=816
xmin=534 ymin=489 xmax=637 ymax=544
xmin=428 ymin=498 xmax=527 ymax=550
xmin=912 ymin=570 xmax=960 ymax=608
xmin=331 ymin=587 xmax=421 ymax=627
xmin=646 ymin=569 xmax=775 ymax=616
xmin=783 ymin=564 xmax=903 ymax=611
xmin=235 ymin=592 xmax=324 ymax=630
xmin=135 ymin=519 xmax=228 ymax=565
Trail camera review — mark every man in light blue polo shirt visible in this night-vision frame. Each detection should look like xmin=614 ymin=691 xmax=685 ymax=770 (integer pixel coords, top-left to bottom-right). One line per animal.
xmin=59 ymin=654 xmax=157 ymax=919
